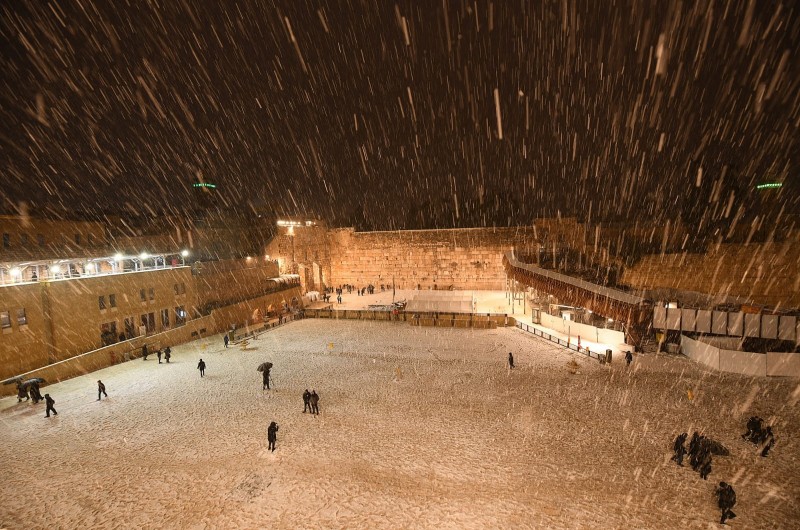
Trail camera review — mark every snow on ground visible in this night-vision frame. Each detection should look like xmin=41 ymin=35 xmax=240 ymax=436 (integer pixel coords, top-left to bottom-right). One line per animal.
xmin=1 ymin=319 xmax=798 ymax=529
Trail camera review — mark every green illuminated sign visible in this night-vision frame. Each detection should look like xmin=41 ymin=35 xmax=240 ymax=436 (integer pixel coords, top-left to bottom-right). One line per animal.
xmin=193 ymin=183 xmax=217 ymax=189
xmin=756 ymin=182 xmax=782 ymax=190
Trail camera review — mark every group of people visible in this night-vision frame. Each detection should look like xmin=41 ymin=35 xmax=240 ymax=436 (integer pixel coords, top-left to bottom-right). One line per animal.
xmin=302 ymin=389 xmax=320 ymax=414
xmin=16 ymin=380 xmax=44 ymax=404
xmin=672 ymin=431 xmax=737 ymax=523
xmin=741 ymin=416 xmax=776 ymax=457
xmin=671 ymin=416 xmax=777 ymax=525
xmin=141 ymin=344 xmax=171 ymax=363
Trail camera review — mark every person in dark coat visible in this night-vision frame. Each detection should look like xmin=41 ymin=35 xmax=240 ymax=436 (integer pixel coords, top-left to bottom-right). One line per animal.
xmin=262 ymin=369 xmax=271 ymax=390
xmin=698 ymin=441 xmax=712 ymax=480
xmin=44 ymin=394 xmax=57 ymax=417
xmin=224 ymin=335 xmax=229 ymax=348
xmin=142 ymin=344 xmax=149 ymax=361
xmin=197 ymin=359 xmax=206 ymax=377
xmin=310 ymin=390 xmax=320 ymax=415
xmin=671 ymin=432 xmax=688 ymax=466
xmin=17 ymin=383 xmax=29 ymax=403
xmin=156 ymin=349 xmax=162 ymax=363
xmin=688 ymin=432 xmax=702 ymax=470
xmin=716 ymin=482 xmax=737 ymax=524
xmin=625 ymin=350 xmax=633 ymax=367
xmin=30 ymin=382 xmax=43 ymax=403
xmin=508 ymin=352 xmax=515 ymax=369
xmin=267 ymin=421 xmax=279 ymax=452
xmin=97 ymin=380 xmax=108 ymax=401
xmin=761 ymin=426 xmax=775 ymax=457
xmin=302 ymin=389 xmax=311 ymax=413
xmin=742 ymin=416 xmax=763 ymax=443
xmin=164 ymin=347 xmax=171 ymax=363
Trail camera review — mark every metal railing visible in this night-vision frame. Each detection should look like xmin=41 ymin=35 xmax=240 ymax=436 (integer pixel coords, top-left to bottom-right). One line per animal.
xmin=516 ymin=321 xmax=606 ymax=362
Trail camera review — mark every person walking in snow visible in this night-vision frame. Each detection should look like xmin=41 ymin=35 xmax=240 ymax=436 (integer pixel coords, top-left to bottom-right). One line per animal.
xmin=197 ymin=358 xmax=206 ymax=378
xmin=671 ymin=432 xmax=688 ymax=466
xmin=302 ymin=389 xmax=311 ymax=413
xmin=310 ymin=390 xmax=320 ymax=415
xmin=223 ymin=334 xmax=229 ymax=348
xmin=97 ymin=380 xmax=108 ymax=401
xmin=267 ymin=421 xmax=279 ymax=452
xmin=44 ymin=394 xmax=57 ymax=417
xmin=164 ymin=346 xmax=171 ymax=363
xmin=715 ymin=482 xmax=737 ymax=525
xmin=16 ymin=383 xmax=29 ymax=403
xmin=760 ymin=426 xmax=775 ymax=458
xmin=29 ymin=382 xmax=43 ymax=404
xmin=262 ymin=368 xmax=271 ymax=390
xmin=157 ymin=349 xmax=162 ymax=364
xmin=141 ymin=344 xmax=149 ymax=361
xmin=625 ymin=350 xmax=633 ymax=367
xmin=688 ymin=432 xmax=702 ymax=470
xmin=508 ymin=352 xmax=515 ymax=369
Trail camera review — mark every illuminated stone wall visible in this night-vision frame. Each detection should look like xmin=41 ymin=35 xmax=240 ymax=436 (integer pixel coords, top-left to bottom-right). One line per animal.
xmin=621 ymin=239 xmax=800 ymax=308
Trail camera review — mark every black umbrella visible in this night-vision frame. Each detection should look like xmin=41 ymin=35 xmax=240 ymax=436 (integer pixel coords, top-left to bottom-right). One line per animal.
xmin=257 ymin=362 xmax=273 ymax=372
xmin=2 ymin=376 xmax=24 ymax=386
xmin=21 ymin=378 xmax=45 ymax=388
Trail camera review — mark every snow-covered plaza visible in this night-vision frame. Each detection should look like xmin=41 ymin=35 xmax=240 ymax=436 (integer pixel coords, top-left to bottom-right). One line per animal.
xmin=1 ymin=319 xmax=798 ymax=529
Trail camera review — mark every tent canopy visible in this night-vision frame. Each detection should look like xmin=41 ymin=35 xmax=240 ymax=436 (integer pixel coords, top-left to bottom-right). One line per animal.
xmin=405 ymin=291 xmax=476 ymax=313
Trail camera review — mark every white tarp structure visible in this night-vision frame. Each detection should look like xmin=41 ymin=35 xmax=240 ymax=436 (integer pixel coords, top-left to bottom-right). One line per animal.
xmin=405 ymin=290 xmax=476 ymax=313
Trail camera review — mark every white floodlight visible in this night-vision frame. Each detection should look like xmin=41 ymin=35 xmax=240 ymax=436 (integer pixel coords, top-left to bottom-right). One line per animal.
xmin=181 ymin=249 xmax=189 ymax=257
xmin=50 ymin=265 xmax=61 ymax=274
xmin=114 ymin=253 xmax=123 ymax=261
xmin=140 ymin=252 xmax=149 ymax=259
xmin=10 ymin=267 xmax=21 ymax=277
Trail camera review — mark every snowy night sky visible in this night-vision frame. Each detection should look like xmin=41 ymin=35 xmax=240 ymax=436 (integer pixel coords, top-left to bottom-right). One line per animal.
xmin=1 ymin=1 xmax=797 ymax=229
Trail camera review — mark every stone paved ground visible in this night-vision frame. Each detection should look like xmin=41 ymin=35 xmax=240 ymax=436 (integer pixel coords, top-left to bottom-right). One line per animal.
xmin=1 ymin=319 xmax=798 ymax=529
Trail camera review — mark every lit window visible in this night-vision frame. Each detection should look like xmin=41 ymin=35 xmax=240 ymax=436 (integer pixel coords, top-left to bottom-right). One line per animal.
xmin=109 ymin=294 xmax=116 ymax=307
xmin=0 ymin=311 xmax=10 ymax=329
xmin=17 ymin=308 xmax=27 ymax=326
xmin=140 ymin=289 xmax=146 ymax=302
xmin=149 ymin=288 xmax=155 ymax=301
xmin=99 ymin=296 xmax=106 ymax=310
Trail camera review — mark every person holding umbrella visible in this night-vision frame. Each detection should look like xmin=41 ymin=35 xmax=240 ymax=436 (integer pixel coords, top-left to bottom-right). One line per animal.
xmin=257 ymin=362 xmax=273 ymax=390
xmin=28 ymin=379 xmax=44 ymax=403
xmin=16 ymin=382 xmax=29 ymax=403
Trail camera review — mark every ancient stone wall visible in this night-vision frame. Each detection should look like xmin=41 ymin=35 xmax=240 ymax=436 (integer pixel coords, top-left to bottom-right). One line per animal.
xmin=621 ymin=239 xmax=800 ymax=308
xmin=194 ymin=258 xmax=279 ymax=309
xmin=326 ymin=227 xmax=538 ymax=290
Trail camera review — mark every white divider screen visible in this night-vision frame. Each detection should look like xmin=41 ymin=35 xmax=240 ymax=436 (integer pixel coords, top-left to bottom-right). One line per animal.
xmin=712 ymin=311 xmax=728 ymax=335
xmin=727 ymin=312 xmax=744 ymax=336
xmin=666 ymin=308 xmax=682 ymax=330
xmin=696 ymin=310 xmax=712 ymax=333
xmin=653 ymin=306 xmax=667 ymax=329
xmin=744 ymin=313 xmax=761 ymax=337
xmin=681 ymin=308 xmax=697 ymax=332
xmin=761 ymin=315 xmax=778 ymax=339
xmin=778 ymin=316 xmax=796 ymax=341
